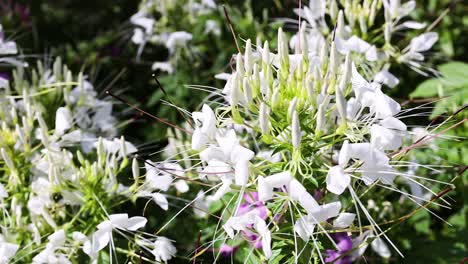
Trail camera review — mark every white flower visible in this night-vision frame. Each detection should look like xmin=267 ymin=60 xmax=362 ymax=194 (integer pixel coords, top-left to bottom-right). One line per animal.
xmin=83 ymin=214 xmax=147 ymax=260
xmin=336 ymin=36 xmax=378 ymax=61
xmin=165 ymin=31 xmax=193 ymax=53
xmin=54 ymin=107 xmax=73 ymax=136
xmin=204 ymin=20 xmax=221 ymax=36
xmin=152 ymin=61 xmax=174 ymax=74
xmin=192 ymin=104 xmax=217 ymax=150
xmin=151 ymin=237 xmax=177 ymax=262
xmin=374 ymin=70 xmax=400 ymax=88
xmin=0 ymin=240 xmax=19 ymax=264
xmin=32 ymin=230 xmax=71 ymax=264
xmin=258 ymin=171 xmax=292 ymax=201
xmin=294 ymin=202 xmax=341 ymax=241
xmin=0 ymin=24 xmax=18 ymax=55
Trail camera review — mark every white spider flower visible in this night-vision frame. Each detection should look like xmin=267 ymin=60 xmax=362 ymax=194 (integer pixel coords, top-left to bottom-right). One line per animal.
xmin=151 ymin=237 xmax=177 ymax=262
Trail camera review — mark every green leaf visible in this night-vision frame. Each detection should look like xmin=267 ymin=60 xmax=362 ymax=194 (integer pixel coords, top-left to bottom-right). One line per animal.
xmin=409 ymin=79 xmax=441 ymax=98
xmin=439 ymin=61 xmax=468 ymax=87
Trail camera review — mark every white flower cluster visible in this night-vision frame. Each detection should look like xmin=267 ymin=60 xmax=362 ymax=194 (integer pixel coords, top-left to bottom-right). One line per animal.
xmin=148 ymin=1 xmax=440 ymax=261
xmin=130 ymin=0 xmax=220 ymax=73
xmin=0 ymin=41 xmax=176 ymax=261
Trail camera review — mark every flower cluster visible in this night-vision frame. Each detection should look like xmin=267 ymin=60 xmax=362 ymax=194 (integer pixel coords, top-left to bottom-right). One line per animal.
xmin=130 ymin=0 xmax=219 ymax=73
xmin=146 ymin=1 xmax=443 ymax=262
xmin=0 ymin=31 xmax=177 ymax=262
xmin=291 ymin=0 xmax=438 ymax=78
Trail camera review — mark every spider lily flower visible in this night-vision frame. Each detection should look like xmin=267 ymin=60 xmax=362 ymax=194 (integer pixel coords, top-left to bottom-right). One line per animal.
xmin=83 ymin=214 xmax=147 ymax=260
xmin=192 ymin=104 xmax=217 ymax=150
xmin=0 ymin=239 xmax=19 ymax=263
xmin=150 ymin=237 xmax=177 ymax=262
xmin=335 ymin=36 xmax=379 ymax=62
xmin=294 ymin=201 xmax=342 ymax=241
xmin=223 ymin=212 xmax=272 ymax=259
xmin=258 ymin=171 xmax=293 ymax=202
xmin=32 ymin=230 xmax=71 ymax=264
xmin=383 ymin=0 xmax=416 ymax=20
xmin=398 ymin=32 xmax=439 ymax=73
xmin=374 ymin=70 xmax=399 ymax=88
xmin=351 ymin=230 xmax=392 ymax=260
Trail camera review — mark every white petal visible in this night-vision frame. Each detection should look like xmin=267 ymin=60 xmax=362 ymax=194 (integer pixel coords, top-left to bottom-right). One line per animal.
xmin=127 ymin=216 xmax=147 ymax=230
xmin=371 ymin=236 xmax=391 ymax=258
xmin=374 ymin=70 xmax=400 ymax=88
xmin=234 ymin=160 xmax=250 ymax=186
xmin=152 ymin=193 xmax=169 ymax=211
xmin=326 ymin=166 xmax=351 ymax=195
xmin=174 ymin=180 xmax=189 ymax=193
xmin=264 ymin=171 xmax=293 ymax=187
xmin=258 ymin=176 xmax=273 ymax=202
xmin=380 ymin=117 xmax=407 ymax=131
xmin=333 ymin=213 xmax=356 ymax=228
xmin=410 ymin=32 xmax=439 ymax=52
xmin=55 ymin=107 xmax=73 ymax=136
xmin=109 ymin=214 xmax=129 ymax=229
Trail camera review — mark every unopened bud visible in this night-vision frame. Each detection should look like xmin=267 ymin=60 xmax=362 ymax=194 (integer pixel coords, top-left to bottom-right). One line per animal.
xmin=337 ymin=10 xmax=345 ymax=38
xmin=262 ymin=41 xmax=270 ymax=68
xmin=369 ymin=0 xmax=378 ymax=26
xmin=243 ymin=77 xmax=253 ymax=103
xmin=328 ymin=41 xmax=339 ymax=76
xmin=330 ymin=0 xmax=338 ymax=22
xmin=259 ymin=102 xmax=270 ymax=134
xmin=1 ymin=148 xmax=14 ymax=171
xmin=230 ymin=72 xmax=241 ymax=106
xmin=236 ymin=53 xmax=244 ymax=78
xmin=278 ymin=27 xmax=289 ymax=69
xmin=292 ymin=110 xmax=301 ymax=149
xmin=132 ymin=158 xmax=140 ymax=182
xmin=288 ymin=97 xmax=298 ymax=121
xmin=244 ymin=39 xmax=253 ymax=76
xmin=384 ymin=23 xmax=392 ymax=43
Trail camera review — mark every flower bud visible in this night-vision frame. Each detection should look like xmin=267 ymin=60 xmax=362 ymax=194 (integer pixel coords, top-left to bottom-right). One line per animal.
xmin=300 ymin=22 xmax=308 ymax=59
xmin=36 ymin=113 xmax=49 ymax=147
xmin=341 ymin=53 xmax=352 ymax=90
xmin=359 ymin=14 xmax=367 ymax=34
xmin=259 ymin=102 xmax=270 ymax=134
xmin=369 ymin=0 xmax=378 ymax=26
xmin=337 ymin=10 xmax=345 ymax=39
xmin=1 ymin=148 xmax=14 ymax=171
xmin=319 ymin=42 xmax=328 ymax=69
xmin=236 ymin=53 xmax=244 ymax=79
xmin=243 ymin=77 xmax=253 ymax=103
xmin=328 ymin=41 xmax=339 ymax=76
xmin=291 ymin=110 xmax=301 ymax=149
xmin=120 ymin=136 xmax=127 ymax=157
xmin=330 ymin=0 xmax=338 ymax=22
xmin=278 ymin=27 xmax=289 ymax=69
xmin=335 ymin=86 xmax=347 ymax=123
xmin=132 ymin=158 xmax=140 ymax=182
xmin=288 ymin=97 xmax=298 ymax=121
xmin=230 ymin=72 xmax=241 ymax=107
xmin=262 ymin=41 xmax=270 ymax=69
xmin=244 ymin=39 xmax=253 ymax=76
xmin=384 ymin=23 xmax=392 ymax=43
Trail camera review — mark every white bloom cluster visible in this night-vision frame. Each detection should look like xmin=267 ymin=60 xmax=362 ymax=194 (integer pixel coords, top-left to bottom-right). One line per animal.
xmin=0 ymin=48 xmax=177 ymax=262
xmin=148 ymin=1 xmax=441 ymax=261
xmin=130 ymin=0 xmax=220 ymax=73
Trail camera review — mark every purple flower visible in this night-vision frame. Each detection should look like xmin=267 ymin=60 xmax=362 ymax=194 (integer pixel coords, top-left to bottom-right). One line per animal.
xmin=219 ymin=243 xmax=237 ymax=257
xmin=236 ymin=192 xmax=268 ymax=250
xmin=325 ymin=232 xmax=353 ymax=264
